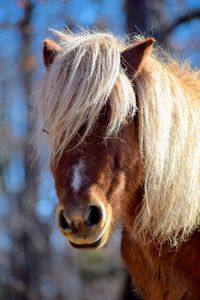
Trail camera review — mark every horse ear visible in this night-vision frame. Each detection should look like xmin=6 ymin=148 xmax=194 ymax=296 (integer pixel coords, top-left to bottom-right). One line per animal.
xmin=43 ymin=39 xmax=61 ymax=69
xmin=121 ymin=37 xmax=155 ymax=78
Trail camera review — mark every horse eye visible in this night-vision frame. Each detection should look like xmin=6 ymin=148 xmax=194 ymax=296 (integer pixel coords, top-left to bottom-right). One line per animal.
xmin=78 ymin=124 xmax=87 ymax=136
xmin=42 ymin=128 xmax=50 ymax=135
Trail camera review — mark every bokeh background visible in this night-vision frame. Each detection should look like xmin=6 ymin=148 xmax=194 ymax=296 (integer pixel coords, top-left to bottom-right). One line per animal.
xmin=0 ymin=1 xmax=199 ymax=300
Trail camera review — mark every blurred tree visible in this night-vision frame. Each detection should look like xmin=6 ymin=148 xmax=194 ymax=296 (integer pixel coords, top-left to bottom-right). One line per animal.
xmin=125 ymin=0 xmax=147 ymax=35
xmin=5 ymin=1 xmax=50 ymax=300
xmin=125 ymin=0 xmax=200 ymax=43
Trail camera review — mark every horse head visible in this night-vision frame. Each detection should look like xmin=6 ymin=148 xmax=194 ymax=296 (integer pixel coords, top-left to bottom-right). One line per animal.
xmin=40 ymin=32 xmax=154 ymax=249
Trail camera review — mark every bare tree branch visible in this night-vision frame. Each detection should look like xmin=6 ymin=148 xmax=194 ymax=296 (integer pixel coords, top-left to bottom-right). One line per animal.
xmin=163 ymin=10 xmax=200 ymax=39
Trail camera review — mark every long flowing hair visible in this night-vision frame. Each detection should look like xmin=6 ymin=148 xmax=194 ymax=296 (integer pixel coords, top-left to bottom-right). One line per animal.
xmin=36 ymin=30 xmax=136 ymax=161
xmin=36 ymin=30 xmax=200 ymax=247
xmin=135 ymin=59 xmax=200 ymax=247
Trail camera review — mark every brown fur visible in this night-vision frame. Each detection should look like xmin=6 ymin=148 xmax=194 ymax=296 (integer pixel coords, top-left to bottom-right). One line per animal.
xmin=121 ymin=37 xmax=155 ymax=78
xmin=52 ymin=109 xmax=200 ymax=300
xmin=43 ymin=39 xmax=61 ymax=69
xmin=37 ymin=31 xmax=200 ymax=299
xmin=121 ymin=230 xmax=200 ymax=300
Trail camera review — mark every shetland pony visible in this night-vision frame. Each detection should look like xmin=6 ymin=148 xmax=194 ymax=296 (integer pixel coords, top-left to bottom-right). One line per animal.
xmin=36 ymin=30 xmax=200 ymax=299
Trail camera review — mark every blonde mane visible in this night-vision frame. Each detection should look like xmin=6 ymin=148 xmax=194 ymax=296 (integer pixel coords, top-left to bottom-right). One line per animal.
xmin=135 ymin=59 xmax=200 ymax=247
xmin=36 ymin=30 xmax=200 ymax=247
xmin=36 ymin=30 xmax=136 ymax=162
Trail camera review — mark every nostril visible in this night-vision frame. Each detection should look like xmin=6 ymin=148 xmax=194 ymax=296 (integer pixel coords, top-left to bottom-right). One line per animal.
xmin=87 ymin=205 xmax=103 ymax=227
xmin=58 ymin=210 xmax=70 ymax=230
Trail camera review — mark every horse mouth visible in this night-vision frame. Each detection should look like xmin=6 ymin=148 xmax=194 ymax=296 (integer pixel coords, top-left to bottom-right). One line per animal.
xmin=69 ymin=237 xmax=102 ymax=249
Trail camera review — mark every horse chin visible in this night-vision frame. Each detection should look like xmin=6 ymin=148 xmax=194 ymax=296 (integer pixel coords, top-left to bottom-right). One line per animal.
xmin=69 ymin=236 xmax=103 ymax=249
xmin=68 ymin=227 xmax=112 ymax=250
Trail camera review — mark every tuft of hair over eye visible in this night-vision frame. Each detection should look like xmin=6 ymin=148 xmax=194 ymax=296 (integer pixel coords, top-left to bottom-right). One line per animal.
xmin=36 ymin=30 xmax=137 ymax=164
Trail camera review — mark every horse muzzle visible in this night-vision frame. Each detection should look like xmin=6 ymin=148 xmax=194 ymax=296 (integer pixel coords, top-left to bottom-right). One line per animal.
xmin=56 ymin=203 xmax=112 ymax=249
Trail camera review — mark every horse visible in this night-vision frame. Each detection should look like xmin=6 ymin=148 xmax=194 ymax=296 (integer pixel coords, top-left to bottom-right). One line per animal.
xmin=35 ymin=30 xmax=200 ymax=299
